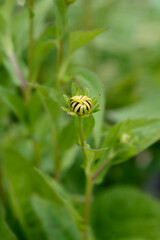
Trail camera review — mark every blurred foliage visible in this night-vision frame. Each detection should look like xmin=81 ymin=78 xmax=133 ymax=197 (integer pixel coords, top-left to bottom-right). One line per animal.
xmin=92 ymin=187 xmax=160 ymax=240
xmin=0 ymin=0 xmax=160 ymax=239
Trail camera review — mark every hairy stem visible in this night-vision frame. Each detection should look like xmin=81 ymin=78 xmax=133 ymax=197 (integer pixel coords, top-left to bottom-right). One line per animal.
xmin=8 ymin=51 xmax=26 ymax=90
xmin=79 ymin=117 xmax=92 ymax=240
xmin=92 ymin=157 xmax=110 ymax=182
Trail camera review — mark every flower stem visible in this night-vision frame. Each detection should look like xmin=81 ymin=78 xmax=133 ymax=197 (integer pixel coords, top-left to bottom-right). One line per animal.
xmin=79 ymin=117 xmax=93 ymax=240
xmin=82 ymin=175 xmax=93 ymax=240
xmin=79 ymin=117 xmax=87 ymax=161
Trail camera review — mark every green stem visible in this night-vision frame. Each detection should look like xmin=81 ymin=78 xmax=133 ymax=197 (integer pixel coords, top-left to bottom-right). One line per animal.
xmin=28 ymin=0 xmax=34 ymax=82
xmin=79 ymin=117 xmax=93 ymax=240
xmin=52 ymin=124 xmax=61 ymax=181
xmin=82 ymin=175 xmax=93 ymax=240
xmin=26 ymin=0 xmax=34 ymax=101
xmin=57 ymin=38 xmax=63 ymax=66
xmin=79 ymin=117 xmax=87 ymax=161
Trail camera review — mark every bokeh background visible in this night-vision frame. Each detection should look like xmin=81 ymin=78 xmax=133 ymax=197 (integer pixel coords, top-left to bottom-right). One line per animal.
xmin=1 ymin=0 xmax=160 ymax=239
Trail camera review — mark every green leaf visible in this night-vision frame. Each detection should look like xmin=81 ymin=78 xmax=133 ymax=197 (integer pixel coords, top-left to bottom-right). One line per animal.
xmin=28 ymin=91 xmax=43 ymax=127
xmin=12 ymin=0 xmax=52 ymax=56
xmin=71 ymin=68 xmax=105 ymax=147
xmin=4 ymin=149 xmax=48 ymax=240
xmin=68 ymin=28 xmax=107 ymax=55
xmin=59 ymin=119 xmax=77 ymax=153
xmin=83 ymin=116 xmax=95 ymax=140
xmin=92 ymin=186 xmax=160 ymax=240
xmin=61 ymin=146 xmax=78 ymax=174
xmin=3 ymin=149 xmax=82 ymax=239
xmin=84 ymin=147 xmax=109 ymax=163
xmin=32 ymin=169 xmax=82 ymax=225
xmin=71 ymin=81 xmax=82 ymax=96
xmin=0 ymin=87 xmax=27 ymax=125
xmin=28 ymin=84 xmax=61 ymax=123
xmin=32 ymin=25 xmax=57 ymax=81
xmin=93 ymin=118 xmax=160 ymax=183
xmin=52 ymin=0 xmax=67 ymax=39
xmin=31 ymin=196 xmax=81 ymax=240
xmin=2 ymin=54 xmax=21 ymax=87
xmin=0 ymin=204 xmax=18 ymax=240
xmin=0 ymin=12 xmax=8 ymax=37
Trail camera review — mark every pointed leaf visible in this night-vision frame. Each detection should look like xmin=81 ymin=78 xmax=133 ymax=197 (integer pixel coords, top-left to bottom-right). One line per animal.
xmin=4 ymin=149 xmax=47 ymax=240
xmin=3 ymin=149 xmax=82 ymax=239
xmin=93 ymin=118 xmax=160 ymax=183
xmin=31 ymin=196 xmax=81 ymax=240
xmin=84 ymin=147 xmax=109 ymax=162
xmin=71 ymin=81 xmax=82 ymax=96
xmin=68 ymin=28 xmax=107 ymax=55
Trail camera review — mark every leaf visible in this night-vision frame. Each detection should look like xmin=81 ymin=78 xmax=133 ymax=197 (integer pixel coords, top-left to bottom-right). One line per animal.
xmin=93 ymin=118 xmax=160 ymax=183
xmin=83 ymin=116 xmax=95 ymax=140
xmin=92 ymin=186 xmax=160 ymax=240
xmin=32 ymin=25 xmax=57 ymax=81
xmin=52 ymin=0 xmax=67 ymax=39
xmin=0 ymin=12 xmax=8 ymax=37
xmin=71 ymin=68 xmax=105 ymax=147
xmin=3 ymin=149 xmax=82 ymax=239
xmin=84 ymin=147 xmax=109 ymax=163
xmin=59 ymin=119 xmax=77 ymax=153
xmin=13 ymin=0 xmax=53 ymax=54
xmin=32 ymin=169 xmax=82 ymax=225
xmin=68 ymin=28 xmax=107 ymax=55
xmin=0 ymin=87 xmax=27 ymax=125
xmin=28 ymin=84 xmax=61 ymax=123
xmin=61 ymin=145 xmax=78 ymax=174
xmin=28 ymin=91 xmax=43 ymax=127
xmin=0 ymin=204 xmax=18 ymax=240
xmin=4 ymin=149 xmax=48 ymax=240
xmin=31 ymin=196 xmax=81 ymax=240
xmin=2 ymin=55 xmax=21 ymax=87
xmin=71 ymin=81 xmax=82 ymax=96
